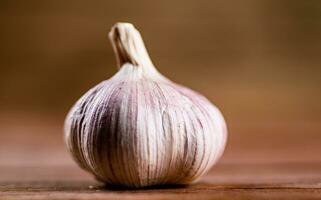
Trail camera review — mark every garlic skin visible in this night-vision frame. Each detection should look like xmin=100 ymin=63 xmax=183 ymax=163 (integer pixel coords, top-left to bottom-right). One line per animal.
xmin=64 ymin=22 xmax=227 ymax=188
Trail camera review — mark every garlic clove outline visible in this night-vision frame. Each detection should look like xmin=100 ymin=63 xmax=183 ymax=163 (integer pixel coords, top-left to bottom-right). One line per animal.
xmin=64 ymin=22 xmax=227 ymax=188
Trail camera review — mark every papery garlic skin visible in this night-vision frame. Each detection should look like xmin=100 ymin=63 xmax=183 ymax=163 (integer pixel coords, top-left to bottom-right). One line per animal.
xmin=64 ymin=23 xmax=227 ymax=188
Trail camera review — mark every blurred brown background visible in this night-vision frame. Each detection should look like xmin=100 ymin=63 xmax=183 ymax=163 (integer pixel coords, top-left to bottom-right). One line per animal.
xmin=0 ymin=0 xmax=321 ymax=168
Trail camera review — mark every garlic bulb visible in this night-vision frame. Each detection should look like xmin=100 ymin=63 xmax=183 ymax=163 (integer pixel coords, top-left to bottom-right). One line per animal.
xmin=64 ymin=22 xmax=227 ymax=188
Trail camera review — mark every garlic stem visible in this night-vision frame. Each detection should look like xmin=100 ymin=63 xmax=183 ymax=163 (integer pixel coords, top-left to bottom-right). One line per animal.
xmin=109 ymin=23 xmax=154 ymax=68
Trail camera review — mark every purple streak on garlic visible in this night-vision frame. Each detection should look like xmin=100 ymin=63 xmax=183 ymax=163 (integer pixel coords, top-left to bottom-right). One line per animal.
xmin=64 ymin=22 xmax=227 ymax=188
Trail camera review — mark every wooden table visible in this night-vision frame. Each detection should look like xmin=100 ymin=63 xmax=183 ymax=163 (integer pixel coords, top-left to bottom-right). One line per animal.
xmin=0 ymin=115 xmax=320 ymax=199
xmin=1 ymin=163 xmax=321 ymax=200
